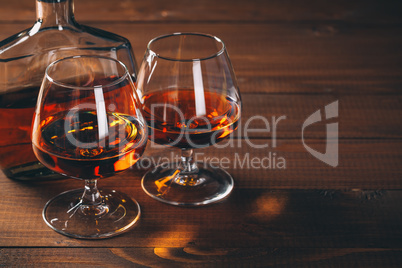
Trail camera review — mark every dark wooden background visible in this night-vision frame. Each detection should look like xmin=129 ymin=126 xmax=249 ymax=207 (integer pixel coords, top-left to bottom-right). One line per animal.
xmin=1 ymin=0 xmax=402 ymax=266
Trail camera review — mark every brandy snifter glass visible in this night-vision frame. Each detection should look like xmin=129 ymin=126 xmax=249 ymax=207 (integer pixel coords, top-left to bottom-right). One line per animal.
xmin=137 ymin=33 xmax=241 ymax=206
xmin=32 ymin=55 xmax=147 ymax=239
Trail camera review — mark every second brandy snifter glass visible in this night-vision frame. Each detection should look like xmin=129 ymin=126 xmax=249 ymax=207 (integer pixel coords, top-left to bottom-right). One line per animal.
xmin=137 ymin=33 xmax=241 ymax=206
xmin=32 ymin=55 xmax=147 ymax=239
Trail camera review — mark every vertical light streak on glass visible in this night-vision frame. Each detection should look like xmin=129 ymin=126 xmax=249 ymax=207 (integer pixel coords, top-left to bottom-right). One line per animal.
xmin=94 ymin=86 xmax=109 ymax=142
xmin=192 ymin=61 xmax=206 ymax=117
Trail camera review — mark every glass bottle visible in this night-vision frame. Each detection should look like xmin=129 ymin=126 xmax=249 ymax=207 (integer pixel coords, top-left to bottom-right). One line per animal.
xmin=0 ymin=0 xmax=138 ymax=181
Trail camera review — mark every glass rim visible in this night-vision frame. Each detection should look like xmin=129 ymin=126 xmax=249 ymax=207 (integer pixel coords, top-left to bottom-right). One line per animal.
xmin=147 ymin=32 xmax=226 ymax=62
xmin=45 ymin=55 xmax=130 ymax=90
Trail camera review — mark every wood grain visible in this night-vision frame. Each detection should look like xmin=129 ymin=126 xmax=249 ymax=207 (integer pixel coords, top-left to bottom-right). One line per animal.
xmin=0 ymin=0 xmax=401 ymax=24
xmin=0 ymin=94 xmax=400 ymax=150
xmin=238 ymin=94 xmax=402 ymax=139
xmin=1 ymin=23 xmax=401 ymax=95
xmin=0 ymin=183 xmax=401 ymax=248
xmin=141 ymin=139 xmax=402 ymax=189
xmin=1 ymin=138 xmax=401 ymax=191
xmin=0 ymin=0 xmax=401 ymax=266
xmin=1 ymin=248 xmax=402 ymax=267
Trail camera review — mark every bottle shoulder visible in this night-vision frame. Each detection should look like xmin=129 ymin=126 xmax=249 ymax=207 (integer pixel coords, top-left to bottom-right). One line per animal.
xmin=0 ymin=22 xmax=131 ymax=59
xmin=0 ymin=21 xmax=137 ymax=91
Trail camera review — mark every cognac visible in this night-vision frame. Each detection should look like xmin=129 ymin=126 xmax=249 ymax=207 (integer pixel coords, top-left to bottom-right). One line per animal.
xmin=32 ymin=111 xmax=147 ymax=180
xmin=0 ymin=0 xmax=138 ymax=180
xmin=0 ymin=86 xmax=60 ymax=179
xmin=142 ymin=89 xmax=240 ymax=149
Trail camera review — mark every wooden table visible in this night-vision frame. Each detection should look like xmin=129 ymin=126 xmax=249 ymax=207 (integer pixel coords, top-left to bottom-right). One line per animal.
xmin=1 ymin=0 xmax=402 ymax=266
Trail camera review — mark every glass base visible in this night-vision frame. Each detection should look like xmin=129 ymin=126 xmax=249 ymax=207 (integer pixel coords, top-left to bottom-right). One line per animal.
xmin=43 ymin=189 xmax=140 ymax=239
xmin=141 ymin=162 xmax=234 ymax=206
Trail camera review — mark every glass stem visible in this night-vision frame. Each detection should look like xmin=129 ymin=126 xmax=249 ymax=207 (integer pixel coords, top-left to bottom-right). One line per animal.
xmin=174 ymin=149 xmax=203 ymax=186
xmin=179 ymin=149 xmax=198 ymax=174
xmin=77 ymin=179 xmax=107 ymax=216
xmin=82 ymin=179 xmax=103 ymax=206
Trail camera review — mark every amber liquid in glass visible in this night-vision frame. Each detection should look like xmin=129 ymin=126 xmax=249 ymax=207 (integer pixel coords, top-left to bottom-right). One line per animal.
xmin=33 ymin=111 xmax=147 ymax=180
xmin=142 ymin=89 xmax=240 ymax=149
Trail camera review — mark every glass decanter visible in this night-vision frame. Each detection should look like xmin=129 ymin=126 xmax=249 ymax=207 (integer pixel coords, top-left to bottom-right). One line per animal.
xmin=0 ymin=0 xmax=137 ymax=181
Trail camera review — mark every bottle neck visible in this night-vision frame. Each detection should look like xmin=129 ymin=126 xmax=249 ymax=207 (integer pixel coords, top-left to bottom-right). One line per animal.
xmin=36 ymin=0 xmax=75 ymax=26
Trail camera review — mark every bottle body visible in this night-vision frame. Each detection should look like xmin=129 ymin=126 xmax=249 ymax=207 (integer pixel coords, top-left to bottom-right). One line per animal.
xmin=0 ymin=0 xmax=138 ymax=180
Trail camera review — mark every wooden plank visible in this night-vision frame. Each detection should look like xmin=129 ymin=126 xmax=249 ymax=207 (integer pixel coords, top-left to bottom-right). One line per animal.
xmin=2 ymin=138 xmax=402 ymax=191
xmin=1 ymin=248 xmax=402 ymax=267
xmin=0 ymin=0 xmax=400 ymax=266
xmin=1 ymin=138 xmax=402 ymax=191
xmin=1 ymin=23 xmax=401 ymax=95
xmin=139 ymin=139 xmax=402 ymax=189
xmin=99 ymin=24 xmax=402 ymax=95
xmin=0 ymin=139 xmax=401 ymax=248
xmin=1 ymin=0 xmax=401 ymax=24
xmin=238 ymin=94 xmax=402 ymax=139
xmin=0 ymin=184 xmax=401 ymax=248
xmin=1 ymin=94 xmax=399 ymax=141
